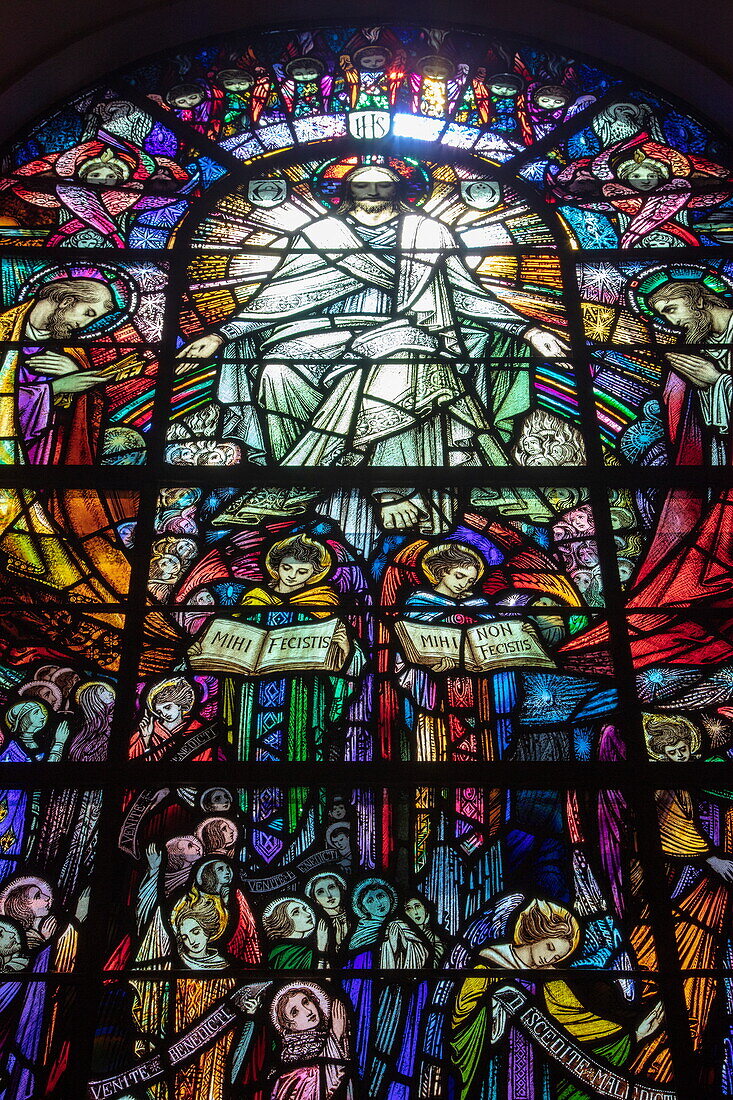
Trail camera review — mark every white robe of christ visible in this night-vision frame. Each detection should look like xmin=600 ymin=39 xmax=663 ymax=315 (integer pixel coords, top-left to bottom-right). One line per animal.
xmin=216 ymin=211 xmax=536 ymax=471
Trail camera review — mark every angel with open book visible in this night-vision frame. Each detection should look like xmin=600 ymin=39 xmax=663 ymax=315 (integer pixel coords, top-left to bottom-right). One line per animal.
xmin=207 ymin=533 xmax=364 ymax=861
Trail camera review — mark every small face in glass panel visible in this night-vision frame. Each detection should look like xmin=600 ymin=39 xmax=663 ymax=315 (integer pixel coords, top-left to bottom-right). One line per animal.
xmin=617 ymin=156 xmax=669 ymax=192
xmin=281 ymin=991 xmax=322 ymax=1032
xmin=361 ymin=887 xmax=392 ymax=919
xmin=178 ymin=917 xmax=209 ymax=958
xmin=488 ymin=74 xmax=523 ymax=98
xmin=286 ymin=59 xmax=324 ymax=84
xmin=218 ymin=69 xmax=255 ymax=93
xmin=347 ymin=167 xmax=399 ymax=209
xmin=663 ymin=739 xmax=692 ymax=762
xmin=417 ymin=56 xmax=455 ymax=81
xmin=312 ymin=876 xmax=343 ymax=913
xmin=209 ymin=860 xmax=233 ymax=888
xmin=435 ymin=563 xmax=479 ymax=599
xmin=404 ymin=897 xmax=428 ymax=927
xmin=286 ymin=901 xmax=316 ymax=936
xmin=525 ymin=935 xmax=574 ymax=967
xmin=274 ymin=556 xmax=317 ymax=592
xmin=533 ymin=85 xmax=571 ymax=111
xmin=167 ymin=84 xmax=205 ymax=109
xmin=355 ymin=48 xmax=390 ymax=73
xmin=153 ymin=699 xmax=184 ymax=726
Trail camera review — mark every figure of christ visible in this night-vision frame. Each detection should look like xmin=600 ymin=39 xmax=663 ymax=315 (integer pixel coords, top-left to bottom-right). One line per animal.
xmin=177 ymin=164 xmax=569 ymax=530
xmin=223 ymin=534 xmax=362 ymax=862
xmin=0 ymin=277 xmax=114 ymax=465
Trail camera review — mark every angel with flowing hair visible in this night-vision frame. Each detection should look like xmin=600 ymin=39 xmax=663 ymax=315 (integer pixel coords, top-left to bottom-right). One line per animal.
xmin=451 ymin=895 xmax=663 ymax=1100
xmin=0 ymin=136 xmax=191 ymax=248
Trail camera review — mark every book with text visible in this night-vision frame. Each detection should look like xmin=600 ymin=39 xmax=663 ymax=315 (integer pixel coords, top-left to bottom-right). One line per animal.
xmin=188 ymin=617 xmax=345 ymax=675
xmin=394 ymin=617 xmax=555 ymax=672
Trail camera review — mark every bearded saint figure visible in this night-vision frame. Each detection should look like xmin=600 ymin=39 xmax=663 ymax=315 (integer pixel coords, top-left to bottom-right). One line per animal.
xmin=177 ymin=163 xmax=569 ymax=532
xmin=561 ymin=277 xmax=733 ymax=676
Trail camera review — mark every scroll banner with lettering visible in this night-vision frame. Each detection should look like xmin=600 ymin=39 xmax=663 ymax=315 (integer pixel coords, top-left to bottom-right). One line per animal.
xmin=492 ymin=985 xmax=676 ymax=1100
xmin=88 ymin=983 xmax=271 ymax=1099
xmin=118 ymin=725 xmax=219 ymax=858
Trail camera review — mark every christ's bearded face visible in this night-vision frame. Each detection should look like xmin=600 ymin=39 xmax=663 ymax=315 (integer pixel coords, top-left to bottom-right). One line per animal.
xmin=653 ymin=294 xmax=713 ymax=341
xmin=347 ymin=169 xmax=399 ymax=214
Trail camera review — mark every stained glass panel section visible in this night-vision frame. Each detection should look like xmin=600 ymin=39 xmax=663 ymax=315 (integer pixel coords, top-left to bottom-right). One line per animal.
xmin=82 ymin=784 xmax=686 ymax=1099
xmin=0 ymin=15 xmax=731 ymax=1099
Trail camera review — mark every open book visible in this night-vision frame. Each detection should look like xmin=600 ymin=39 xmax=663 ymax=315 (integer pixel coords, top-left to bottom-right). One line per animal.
xmin=394 ymin=617 xmax=555 ymax=673
xmin=188 ymin=616 xmax=346 ymax=675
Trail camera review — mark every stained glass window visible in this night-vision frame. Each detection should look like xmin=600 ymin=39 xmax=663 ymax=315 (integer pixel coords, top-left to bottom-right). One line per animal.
xmin=0 ymin=20 xmax=732 ymax=1098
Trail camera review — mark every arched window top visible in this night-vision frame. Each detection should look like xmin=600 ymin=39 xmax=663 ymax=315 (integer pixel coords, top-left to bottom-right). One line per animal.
xmin=0 ymin=22 xmax=731 ymax=470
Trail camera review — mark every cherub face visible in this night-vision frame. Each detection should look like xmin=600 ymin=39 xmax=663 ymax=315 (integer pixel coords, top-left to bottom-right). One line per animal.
xmin=437 ymin=564 xmax=478 ymax=598
xmin=535 ymin=92 xmax=567 ymax=110
xmin=170 ymin=90 xmax=204 ymax=109
xmin=290 ymin=62 xmax=321 ymax=83
xmin=624 ymin=164 xmax=663 ymax=191
xmin=358 ymin=50 xmax=388 ymax=73
xmin=275 ymin=556 xmax=317 ymax=591
xmin=490 ymin=80 xmax=520 ymax=97
xmin=421 ymin=59 xmax=453 ymax=81
xmin=222 ymin=73 xmax=254 ymax=92
xmin=82 ymin=165 xmax=124 ymax=186
xmin=282 ymin=992 xmax=321 ymax=1031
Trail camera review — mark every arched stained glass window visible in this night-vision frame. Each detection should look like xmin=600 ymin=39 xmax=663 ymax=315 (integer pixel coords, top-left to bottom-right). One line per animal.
xmin=0 ymin=20 xmax=732 ymax=1097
